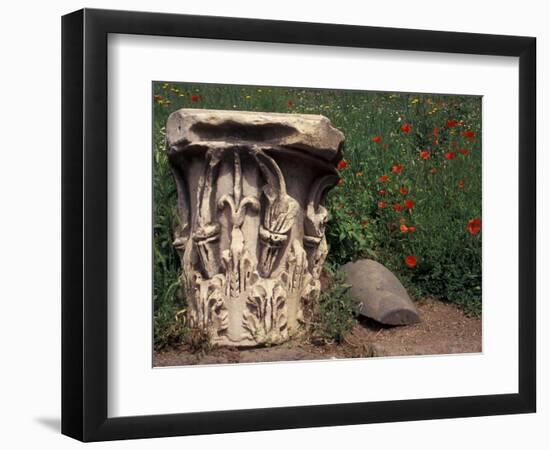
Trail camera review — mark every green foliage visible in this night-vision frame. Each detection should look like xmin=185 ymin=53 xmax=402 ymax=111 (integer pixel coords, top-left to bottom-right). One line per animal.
xmin=153 ymin=121 xmax=187 ymax=349
xmin=152 ymin=82 xmax=482 ymax=349
xmin=323 ymin=93 xmax=482 ymax=315
xmin=312 ymin=269 xmax=357 ymax=343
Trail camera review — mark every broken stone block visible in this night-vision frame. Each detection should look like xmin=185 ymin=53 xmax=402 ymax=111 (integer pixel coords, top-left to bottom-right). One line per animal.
xmin=166 ymin=109 xmax=345 ymax=347
xmin=342 ymin=259 xmax=421 ymax=325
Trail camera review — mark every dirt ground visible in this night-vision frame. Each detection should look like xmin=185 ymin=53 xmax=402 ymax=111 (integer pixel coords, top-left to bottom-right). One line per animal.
xmin=153 ymin=298 xmax=481 ymax=367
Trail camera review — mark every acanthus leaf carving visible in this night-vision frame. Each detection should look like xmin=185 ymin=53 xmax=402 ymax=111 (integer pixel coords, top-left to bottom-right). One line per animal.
xmin=188 ymin=274 xmax=229 ymax=337
xmin=218 ymin=150 xmax=260 ymax=299
xmin=304 ymin=174 xmax=338 ymax=279
xmin=250 ymin=146 xmax=299 ymax=278
xmin=242 ymin=279 xmax=288 ymax=342
xmin=193 ymin=149 xmax=223 ymax=279
xmin=286 ymin=239 xmax=308 ymax=295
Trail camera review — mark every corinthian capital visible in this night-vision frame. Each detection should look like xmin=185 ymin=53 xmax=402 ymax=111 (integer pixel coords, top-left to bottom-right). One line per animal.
xmin=166 ymin=109 xmax=344 ymax=347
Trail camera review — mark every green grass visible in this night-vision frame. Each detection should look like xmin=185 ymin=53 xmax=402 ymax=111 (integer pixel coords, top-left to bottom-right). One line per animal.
xmin=152 ymin=81 xmax=482 ymax=350
xmin=311 ymin=268 xmax=357 ymax=344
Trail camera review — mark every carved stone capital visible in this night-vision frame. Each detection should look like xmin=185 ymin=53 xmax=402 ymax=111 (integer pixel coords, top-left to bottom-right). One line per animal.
xmin=166 ymin=109 xmax=344 ymax=346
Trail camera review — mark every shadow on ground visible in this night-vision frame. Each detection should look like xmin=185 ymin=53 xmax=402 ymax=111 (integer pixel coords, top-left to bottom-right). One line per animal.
xmin=35 ymin=417 xmax=61 ymax=433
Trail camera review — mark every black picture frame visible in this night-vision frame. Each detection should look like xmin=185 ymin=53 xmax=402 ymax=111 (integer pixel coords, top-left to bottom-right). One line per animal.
xmin=61 ymin=8 xmax=536 ymax=442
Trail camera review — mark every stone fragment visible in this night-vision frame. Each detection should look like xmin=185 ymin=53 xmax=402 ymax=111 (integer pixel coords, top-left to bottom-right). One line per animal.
xmin=166 ymin=109 xmax=344 ymax=347
xmin=342 ymin=259 xmax=421 ymax=325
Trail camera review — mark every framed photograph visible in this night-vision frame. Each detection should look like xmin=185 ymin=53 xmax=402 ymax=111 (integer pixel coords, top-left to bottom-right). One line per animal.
xmin=61 ymin=8 xmax=536 ymax=442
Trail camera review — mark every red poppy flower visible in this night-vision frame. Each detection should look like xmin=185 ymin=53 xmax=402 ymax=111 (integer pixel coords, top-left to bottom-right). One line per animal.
xmin=404 ymin=255 xmax=417 ymax=268
xmin=444 ymin=152 xmax=456 ymax=160
xmin=408 ymin=226 xmax=416 ymax=232
xmin=399 ymin=186 xmax=408 ymax=195
xmin=392 ymin=203 xmax=402 ymax=212
xmin=378 ymin=189 xmax=386 ymax=196
xmin=361 ymin=219 xmax=369 ymax=226
xmin=430 ymin=168 xmax=437 ymax=175
xmin=461 ymin=130 xmax=475 ymax=138
xmin=287 ymin=100 xmax=294 ymax=107
xmin=458 ymin=148 xmax=470 ymax=155
xmin=419 ymin=150 xmax=430 ymax=160
xmin=337 ymin=178 xmax=344 ymax=186
xmin=371 ymin=136 xmax=382 ymax=143
xmin=336 ymin=159 xmax=348 ymax=170
xmin=378 ymin=201 xmax=386 ymax=209
xmin=458 ymin=179 xmax=465 ymax=189
xmin=400 ymin=123 xmax=411 ymax=133
xmin=467 ymin=218 xmax=481 ymax=235
xmin=391 ymin=164 xmax=403 ymax=174
xmin=404 ymin=199 xmax=414 ymax=209
xmin=399 ymin=224 xmax=409 ymax=233
xmin=444 ymin=119 xmax=459 ymax=129
xmin=191 ymin=95 xmax=200 ymax=102
xmin=379 ymin=175 xmax=389 ymax=183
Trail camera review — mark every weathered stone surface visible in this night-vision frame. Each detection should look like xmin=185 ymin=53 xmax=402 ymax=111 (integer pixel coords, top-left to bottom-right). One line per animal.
xmin=166 ymin=109 xmax=344 ymax=163
xmin=342 ymin=259 xmax=421 ymax=325
xmin=166 ymin=109 xmax=344 ymax=347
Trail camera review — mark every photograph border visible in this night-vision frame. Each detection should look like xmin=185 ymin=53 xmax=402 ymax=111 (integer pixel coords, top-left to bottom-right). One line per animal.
xmin=61 ymin=8 xmax=536 ymax=442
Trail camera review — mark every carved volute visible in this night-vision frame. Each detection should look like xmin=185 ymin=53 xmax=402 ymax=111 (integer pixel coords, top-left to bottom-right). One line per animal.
xmin=166 ymin=109 xmax=344 ymax=346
